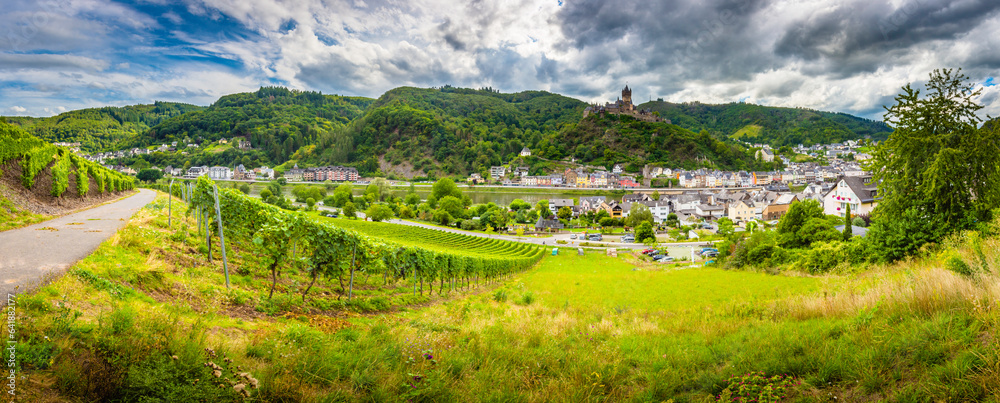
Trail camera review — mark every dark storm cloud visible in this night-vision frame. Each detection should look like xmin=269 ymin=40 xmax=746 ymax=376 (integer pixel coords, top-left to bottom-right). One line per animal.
xmin=438 ymin=19 xmax=467 ymax=51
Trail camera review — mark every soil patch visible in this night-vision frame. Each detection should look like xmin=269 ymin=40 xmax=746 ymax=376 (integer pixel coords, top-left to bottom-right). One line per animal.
xmin=0 ymin=160 xmax=131 ymax=215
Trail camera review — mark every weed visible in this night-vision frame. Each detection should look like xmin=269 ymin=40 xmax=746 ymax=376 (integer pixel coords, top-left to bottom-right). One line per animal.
xmin=716 ymin=371 xmax=799 ymax=403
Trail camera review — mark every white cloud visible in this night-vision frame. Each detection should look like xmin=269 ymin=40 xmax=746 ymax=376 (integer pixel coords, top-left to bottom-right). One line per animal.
xmin=8 ymin=106 xmax=27 ymax=113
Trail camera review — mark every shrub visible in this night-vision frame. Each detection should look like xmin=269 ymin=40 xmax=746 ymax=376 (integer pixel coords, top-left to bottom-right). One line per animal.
xmin=717 ymin=371 xmax=799 ymax=403
xmin=50 ymin=153 xmax=71 ymax=197
xmin=803 ymin=241 xmax=846 ymax=274
xmin=492 ymin=289 xmax=508 ymax=303
xmin=946 ymin=255 xmax=973 ymax=276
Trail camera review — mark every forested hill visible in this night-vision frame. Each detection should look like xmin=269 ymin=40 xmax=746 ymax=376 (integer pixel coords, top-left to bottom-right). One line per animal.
xmin=554 ymin=114 xmax=781 ymax=172
xmin=301 ymin=86 xmax=588 ymax=176
xmin=137 ymin=87 xmax=374 ymax=163
xmin=639 ymin=101 xmax=892 ymax=146
xmin=5 ymin=102 xmax=203 ymax=152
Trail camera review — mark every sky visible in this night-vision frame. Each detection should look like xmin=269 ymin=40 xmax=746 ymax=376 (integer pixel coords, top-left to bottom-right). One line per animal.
xmin=1 ymin=0 xmax=998 ymax=120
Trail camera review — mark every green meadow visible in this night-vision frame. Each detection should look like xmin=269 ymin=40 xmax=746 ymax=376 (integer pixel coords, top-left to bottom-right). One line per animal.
xmin=10 ymin=191 xmax=1000 ymax=402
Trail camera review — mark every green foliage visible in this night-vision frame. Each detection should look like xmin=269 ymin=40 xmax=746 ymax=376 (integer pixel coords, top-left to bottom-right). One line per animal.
xmin=716 ymin=371 xmax=799 ymax=403
xmin=635 ymin=221 xmax=655 ymax=243
xmin=50 ymin=151 xmax=71 ymax=197
xmin=866 ymin=207 xmax=947 ymax=263
xmin=946 ymin=255 xmax=973 ymax=276
xmin=438 ymin=196 xmax=464 ymax=219
xmin=869 ymin=68 xmax=1000 ymax=247
xmin=136 ymin=168 xmax=163 ymax=183
xmin=343 ymin=202 xmax=357 ymax=218
xmin=433 ymin=209 xmax=453 ymax=225
xmin=365 ymin=203 xmax=395 ymax=222
xmin=624 ymin=203 xmax=653 ymax=227
xmin=557 ymin=206 xmax=573 ymax=220
xmin=803 ymin=241 xmax=847 ymax=274
xmin=852 ymin=217 xmax=867 ymax=227
xmin=72 ymin=155 xmax=90 ymax=196
xmin=644 ymin=100 xmax=891 ymax=146
xmin=333 ymin=183 xmax=354 ymax=207
xmin=777 ymin=199 xmax=826 ymax=248
xmin=843 ymin=204 xmax=853 ymax=241
xmin=717 ymin=217 xmax=735 ymax=237
xmin=292 ymin=184 xmax=326 ymax=203
xmin=239 ymin=183 xmax=250 ymax=194
xmin=431 ymin=178 xmax=462 ymax=201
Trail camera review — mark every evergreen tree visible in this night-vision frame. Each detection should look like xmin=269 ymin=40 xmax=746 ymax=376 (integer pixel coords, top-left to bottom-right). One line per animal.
xmin=843 ymin=204 xmax=852 ymax=241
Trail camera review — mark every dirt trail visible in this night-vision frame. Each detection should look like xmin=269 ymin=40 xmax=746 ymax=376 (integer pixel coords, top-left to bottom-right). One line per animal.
xmin=0 ymin=189 xmax=157 ymax=304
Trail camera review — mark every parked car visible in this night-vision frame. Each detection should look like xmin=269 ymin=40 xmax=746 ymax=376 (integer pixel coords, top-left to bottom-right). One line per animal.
xmin=658 ymin=256 xmax=675 ymax=262
xmin=640 ymin=248 xmax=655 ymax=255
xmin=702 ymin=251 xmax=719 ymax=258
xmin=326 ymin=213 xmax=338 ymax=218
xmin=570 ymin=234 xmax=577 ymax=239
xmin=587 ymin=234 xmax=603 ymax=241
xmin=645 ymin=249 xmax=661 ymax=256
xmin=620 ymin=235 xmax=635 ymax=243
xmin=651 ymin=254 xmax=667 ymax=261
xmin=699 ymin=247 xmax=718 ymax=255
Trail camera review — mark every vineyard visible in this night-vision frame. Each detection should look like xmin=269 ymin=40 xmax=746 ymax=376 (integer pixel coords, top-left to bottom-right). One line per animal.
xmin=182 ymin=177 xmax=544 ymax=301
xmin=0 ymin=121 xmax=135 ymax=199
xmin=317 ymin=216 xmax=536 ymax=258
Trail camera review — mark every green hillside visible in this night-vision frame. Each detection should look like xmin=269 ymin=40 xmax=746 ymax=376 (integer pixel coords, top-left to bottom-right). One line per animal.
xmin=640 ymin=101 xmax=892 ymax=146
xmin=139 ymin=87 xmax=374 ymax=163
xmin=554 ymin=114 xmax=780 ymax=172
xmin=300 ymin=86 xmax=588 ymax=177
xmin=5 ymin=102 xmax=203 ymax=152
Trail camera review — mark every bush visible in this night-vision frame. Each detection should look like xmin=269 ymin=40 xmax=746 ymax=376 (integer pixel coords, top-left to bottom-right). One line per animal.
xmin=946 ymin=255 xmax=974 ymax=276
xmin=803 ymin=241 xmax=847 ymax=274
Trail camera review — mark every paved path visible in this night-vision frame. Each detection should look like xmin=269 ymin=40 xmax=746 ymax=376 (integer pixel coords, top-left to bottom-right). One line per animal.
xmin=0 ymin=189 xmax=157 ymax=303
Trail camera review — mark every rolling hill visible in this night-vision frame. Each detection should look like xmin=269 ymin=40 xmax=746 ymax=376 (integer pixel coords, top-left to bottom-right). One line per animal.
xmin=640 ymin=101 xmax=892 ymax=146
xmin=5 ymin=102 xmax=203 ymax=152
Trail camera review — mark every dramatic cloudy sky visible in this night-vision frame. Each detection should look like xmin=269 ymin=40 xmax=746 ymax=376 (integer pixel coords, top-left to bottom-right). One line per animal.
xmin=2 ymin=0 xmax=999 ymax=120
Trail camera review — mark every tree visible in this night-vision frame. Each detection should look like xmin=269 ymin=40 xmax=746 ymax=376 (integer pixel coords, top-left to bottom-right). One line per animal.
xmin=260 ymin=188 xmax=272 ymax=200
xmin=625 ymin=203 xmax=653 ymax=227
xmin=438 ymin=195 xmax=464 ymax=219
xmin=306 ymin=197 xmax=316 ymax=210
xmin=239 ymin=183 xmax=250 ymax=194
xmin=852 ymin=217 xmax=867 ymax=227
xmin=343 ymin=202 xmax=357 ymax=218
xmin=433 ymin=209 xmax=453 ymax=225
xmin=365 ymin=203 xmax=394 ymax=222
xmin=651 ymin=191 xmax=660 ymax=200
xmin=843 ymin=204 xmax=852 ymax=241
xmin=509 ymin=199 xmax=531 ymax=212
xmin=405 ymin=192 xmax=421 ymax=206
xmin=717 ymin=217 xmax=735 ymax=237
xmin=557 ymin=206 xmax=573 ymax=220
xmin=777 ymin=199 xmax=824 ymax=248
xmin=635 ymin=221 xmax=655 ymax=243
xmin=333 ymin=183 xmax=354 ymax=207
xmin=136 ymin=168 xmax=163 ymax=183
xmin=431 ymin=177 xmax=462 ymax=201
xmin=535 ymin=199 xmax=550 ymax=218
xmin=870 ymin=68 xmax=1000 ymax=233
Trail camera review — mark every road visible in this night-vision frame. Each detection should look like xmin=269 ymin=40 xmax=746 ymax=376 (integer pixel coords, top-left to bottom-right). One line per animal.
xmin=0 ymin=189 xmax=157 ymax=304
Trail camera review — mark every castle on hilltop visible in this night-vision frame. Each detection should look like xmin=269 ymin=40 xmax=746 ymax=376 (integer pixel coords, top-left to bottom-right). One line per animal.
xmin=582 ymin=85 xmax=666 ymax=123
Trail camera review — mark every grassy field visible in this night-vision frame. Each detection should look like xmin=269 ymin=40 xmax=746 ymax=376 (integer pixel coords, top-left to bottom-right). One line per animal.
xmin=11 ymin=191 xmax=1000 ymax=402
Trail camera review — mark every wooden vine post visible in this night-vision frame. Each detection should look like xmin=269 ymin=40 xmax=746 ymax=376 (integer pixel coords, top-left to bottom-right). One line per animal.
xmin=348 ymin=239 xmax=357 ymax=300
xmin=213 ymin=185 xmax=231 ymax=289
xmin=205 ymin=207 xmax=212 ymax=262
xmin=167 ymin=178 xmax=174 ymax=228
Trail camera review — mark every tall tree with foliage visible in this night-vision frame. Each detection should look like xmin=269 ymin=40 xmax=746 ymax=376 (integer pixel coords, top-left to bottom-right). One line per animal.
xmin=625 ymin=203 xmax=654 ymax=227
xmin=869 ymin=68 xmax=1000 ymax=230
xmin=842 ymin=204 xmax=852 ymax=241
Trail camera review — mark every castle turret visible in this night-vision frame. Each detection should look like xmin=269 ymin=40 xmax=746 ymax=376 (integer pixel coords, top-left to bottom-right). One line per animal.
xmin=622 ymin=85 xmax=632 ymax=105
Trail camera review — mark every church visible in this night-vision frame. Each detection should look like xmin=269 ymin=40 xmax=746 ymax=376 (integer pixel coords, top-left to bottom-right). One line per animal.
xmin=582 ymin=85 xmax=665 ymax=123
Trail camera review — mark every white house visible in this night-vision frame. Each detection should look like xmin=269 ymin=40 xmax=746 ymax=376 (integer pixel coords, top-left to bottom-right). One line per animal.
xmin=549 ymin=199 xmax=575 ymax=216
xmin=823 ymin=176 xmax=879 ymax=217
xmin=208 ymin=166 xmax=232 ymax=180
xmin=489 ymin=166 xmax=506 ymax=180
xmin=520 ymin=147 xmax=532 ymax=157
xmin=641 ymin=200 xmax=672 ymax=222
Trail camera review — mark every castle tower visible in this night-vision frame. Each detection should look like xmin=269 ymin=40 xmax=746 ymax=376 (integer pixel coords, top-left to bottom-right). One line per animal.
xmin=622 ymin=85 xmax=632 ymax=106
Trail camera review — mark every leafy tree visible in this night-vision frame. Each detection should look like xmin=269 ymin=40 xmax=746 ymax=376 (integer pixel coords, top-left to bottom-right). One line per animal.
xmin=635 ymin=221 xmax=655 ymax=243
xmin=306 ymin=197 xmax=316 ymax=210
xmin=651 ymin=190 xmax=660 ymax=200
xmin=867 ymin=207 xmax=947 ymax=262
xmin=431 ymin=177 xmax=462 ymax=201
xmin=599 ymin=217 xmax=617 ymax=227
xmin=509 ymin=199 xmax=532 ymax=211
xmin=260 ymin=188 xmax=272 ymax=200
xmin=665 ymin=212 xmax=679 ymax=228
xmin=852 ymin=217 xmax=867 ymax=227
xmin=333 ymin=183 xmax=354 ymax=207
xmin=535 ymin=199 xmax=550 ymax=218
xmin=136 ymin=168 xmax=163 ymax=183
xmin=398 ymin=205 xmax=414 ymax=219
xmin=238 ymin=183 xmax=250 ymax=194
xmin=433 ymin=209 xmax=453 ymax=225
xmin=557 ymin=206 xmax=573 ymax=220
xmin=405 ymin=192 xmax=421 ymax=206
xmin=625 ymin=203 xmax=653 ymax=227
xmin=717 ymin=217 xmax=735 ymax=237
xmin=365 ymin=203 xmax=394 ymax=222
xmin=777 ymin=199 xmax=824 ymax=247
xmin=343 ymin=202 xmax=357 ymax=218
xmin=843 ymin=204 xmax=852 ymax=241
xmin=438 ymin=195 xmax=464 ymax=219
xmin=870 ymin=68 xmax=1000 ymax=233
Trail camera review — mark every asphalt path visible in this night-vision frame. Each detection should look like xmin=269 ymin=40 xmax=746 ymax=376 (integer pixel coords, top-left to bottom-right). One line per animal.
xmin=0 ymin=189 xmax=157 ymax=304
